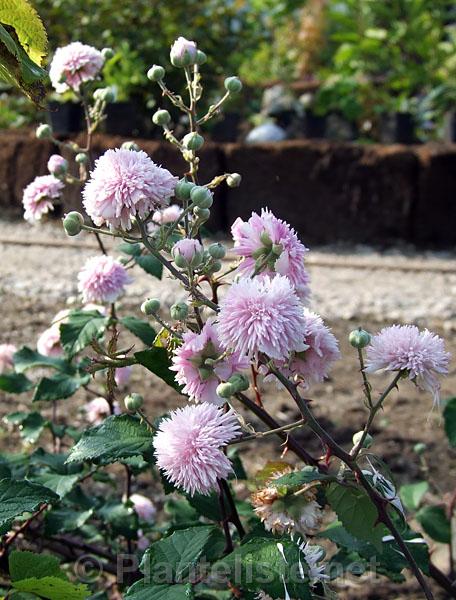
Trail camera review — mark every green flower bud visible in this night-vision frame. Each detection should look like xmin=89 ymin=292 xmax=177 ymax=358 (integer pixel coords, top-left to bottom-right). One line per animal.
xmin=352 ymin=431 xmax=373 ymax=449
xmin=195 ymin=50 xmax=207 ymax=65
xmin=182 ymin=132 xmax=204 ymax=151
xmin=216 ymin=382 xmax=235 ymax=399
xmin=260 ymin=230 xmax=273 ymax=247
xmin=413 ymin=442 xmax=427 ymax=455
xmin=170 ymin=302 xmax=189 ymax=321
xmin=124 ymin=393 xmax=144 ymax=412
xmin=101 ymin=47 xmax=115 ymax=60
xmin=207 ymin=243 xmax=226 ymax=259
xmin=224 ymin=76 xmax=242 ymax=94
xmin=207 ymin=260 xmax=222 ymax=274
xmin=141 ymin=298 xmax=161 ymax=315
xmin=349 ymin=328 xmax=371 ymax=349
xmin=36 ymin=123 xmax=52 ymax=139
xmin=75 ymin=152 xmax=89 ymax=164
xmin=174 ymin=178 xmax=195 ymax=200
xmin=93 ymin=87 xmax=116 ymax=103
xmin=152 ymin=109 xmax=171 ymax=126
xmin=190 ymin=186 xmax=213 ymax=208
xmin=193 ymin=206 xmax=210 ymax=221
xmin=147 ymin=64 xmax=166 ymax=81
xmin=63 ymin=212 xmax=84 ymax=236
xmin=228 ymin=373 xmax=250 ymax=392
xmin=121 ymin=141 xmax=140 ymax=151
xmin=226 ymin=172 xmax=242 ymax=188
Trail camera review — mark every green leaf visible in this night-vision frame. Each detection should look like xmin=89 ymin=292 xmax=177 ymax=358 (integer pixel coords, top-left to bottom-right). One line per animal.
xmin=399 ymin=481 xmax=428 ymax=512
xmin=118 ymin=242 xmax=142 ymax=257
xmin=60 ymin=310 xmax=109 ymax=358
xmin=0 ymin=0 xmax=47 ymax=65
xmin=66 ymin=415 xmax=153 ymax=465
xmin=135 ymin=254 xmax=163 ymax=279
xmin=269 ymin=465 xmax=336 ymax=489
xmin=443 ymin=397 xmax=456 ymax=447
xmin=15 ymin=412 xmax=46 ymax=443
xmin=13 ymin=347 xmax=71 ymax=374
xmin=125 ymin=582 xmax=193 ymax=600
xmin=99 ymin=500 xmax=138 ymax=539
xmin=0 ymin=479 xmax=57 ymax=534
xmin=140 ymin=526 xmax=225 ymax=583
xmin=9 ymin=551 xmax=65 ymax=582
xmin=32 ymin=473 xmax=80 ymax=498
xmin=13 ymin=577 xmax=88 ymax=600
xmin=121 ymin=316 xmax=156 ymax=346
xmin=326 ymin=483 xmax=387 ymax=551
xmin=33 ymin=371 xmax=90 ymax=402
xmin=0 ymin=373 xmax=34 ymax=394
xmin=212 ymin=537 xmax=313 ymax=598
xmin=44 ymin=507 xmax=93 ymax=536
xmin=416 ymin=505 xmax=451 ymax=543
xmin=187 ymin=492 xmax=222 ymax=522
xmin=135 ymin=348 xmax=180 ymax=391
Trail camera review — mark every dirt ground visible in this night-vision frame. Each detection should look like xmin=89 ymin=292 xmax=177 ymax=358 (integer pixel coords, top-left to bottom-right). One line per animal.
xmin=0 ymin=222 xmax=455 ymax=599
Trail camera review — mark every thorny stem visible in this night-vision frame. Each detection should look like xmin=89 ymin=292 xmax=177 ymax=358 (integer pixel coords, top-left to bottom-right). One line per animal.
xmin=229 ymin=418 xmax=306 ymax=445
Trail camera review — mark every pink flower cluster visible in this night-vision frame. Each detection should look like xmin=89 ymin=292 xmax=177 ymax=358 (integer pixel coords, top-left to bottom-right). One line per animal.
xmin=365 ymin=325 xmax=450 ymax=405
xmin=232 ymin=209 xmax=311 ymax=300
xmin=154 ymin=403 xmax=240 ymax=496
xmin=0 ymin=344 xmax=16 ymax=373
xmin=171 ymin=321 xmax=248 ymax=405
xmin=78 ymin=255 xmax=131 ymax=303
xmin=23 ymin=175 xmax=64 ymax=223
xmin=82 ymin=149 xmax=177 ymax=230
xmin=49 ymin=42 xmax=104 ymax=93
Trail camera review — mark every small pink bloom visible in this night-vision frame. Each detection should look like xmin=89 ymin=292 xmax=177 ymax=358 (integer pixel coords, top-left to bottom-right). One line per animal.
xmin=154 ymin=403 xmax=240 ymax=496
xmin=217 ymin=275 xmax=308 ymax=360
xmin=231 ymin=209 xmax=311 ymax=300
xmin=172 ymin=238 xmax=203 ymax=267
xmin=37 ymin=326 xmax=62 ymax=357
xmin=47 ymin=154 xmax=68 ymax=176
xmin=49 ymin=42 xmax=104 ymax=93
xmin=115 ymin=366 xmax=132 ymax=389
xmin=77 ymin=255 xmax=131 ymax=303
xmin=130 ymin=494 xmax=156 ymax=521
xmin=153 ymin=204 xmax=182 ymax=224
xmin=171 ymin=321 xmax=248 ymax=405
xmin=85 ymin=397 xmax=120 ymax=424
xmin=137 ymin=530 xmax=150 ymax=551
xmin=82 ymin=148 xmax=177 ymax=230
xmin=0 ymin=344 xmax=16 ymax=373
xmin=170 ymin=37 xmax=197 ymax=65
xmin=23 ymin=175 xmax=64 ymax=223
xmin=365 ymin=325 xmax=450 ymax=406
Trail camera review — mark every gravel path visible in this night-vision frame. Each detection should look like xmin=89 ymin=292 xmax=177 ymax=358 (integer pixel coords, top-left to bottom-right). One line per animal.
xmin=1 ymin=220 xmax=455 ymax=329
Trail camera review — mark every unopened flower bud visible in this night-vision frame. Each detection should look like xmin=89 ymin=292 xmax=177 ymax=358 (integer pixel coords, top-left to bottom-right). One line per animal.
xmin=94 ymin=87 xmax=116 ymax=103
xmin=195 ymin=50 xmax=207 ymax=65
xmin=352 ymin=431 xmax=373 ymax=448
xmin=75 ymin=152 xmax=88 ymax=164
xmin=216 ymin=382 xmax=235 ymax=399
xmin=413 ymin=442 xmax=427 ymax=455
xmin=228 ymin=373 xmax=249 ymax=392
xmin=124 ymin=393 xmax=144 ymax=412
xmin=36 ymin=123 xmax=52 ymax=139
xmin=182 ymin=132 xmax=204 ymax=151
xmin=224 ymin=76 xmax=242 ymax=93
xmin=174 ymin=178 xmax=195 ymax=200
xmin=121 ymin=141 xmax=140 ymax=151
xmin=63 ymin=211 xmax=84 ymax=236
xmin=260 ymin=230 xmax=273 ymax=247
xmin=101 ymin=47 xmax=115 ymax=60
xmin=193 ymin=206 xmax=210 ymax=222
xmin=349 ymin=328 xmax=371 ymax=349
xmin=207 ymin=260 xmax=222 ymax=274
xmin=47 ymin=154 xmax=68 ymax=176
xmin=152 ymin=109 xmax=171 ymax=126
xmin=170 ymin=302 xmax=189 ymax=320
xmin=141 ymin=298 xmax=161 ymax=315
xmin=227 ymin=172 xmax=241 ymax=188
xmin=190 ymin=186 xmax=213 ymax=208
xmin=208 ymin=243 xmax=226 ymax=259
xmin=170 ymin=37 xmax=197 ymax=67
xmin=172 ymin=238 xmax=204 ymax=268
xmin=147 ymin=64 xmax=165 ymax=81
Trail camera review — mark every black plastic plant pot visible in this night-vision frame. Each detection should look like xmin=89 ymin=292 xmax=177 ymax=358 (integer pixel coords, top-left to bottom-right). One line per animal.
xmin=303 ymin=111 xmax=327 ymax=139
xmin=48 ymin=101 xmax=84 ymax=135
xmin=104 ymin=102 xmax=139 ymax=136
xmin=394 ymin=112 xmax=416 ymax=144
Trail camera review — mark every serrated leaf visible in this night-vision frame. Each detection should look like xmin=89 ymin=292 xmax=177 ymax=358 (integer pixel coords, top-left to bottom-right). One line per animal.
xmin=9 ymin=551 xmax=65 ymax=582
xmin=60 ymin=310 xmax=109 ymax=358
xmin=135 ymin=254 xmax=163 ymax=279
xmin=13 ymin=347 xmax=71 ymax=374
xmin=270 ymin=466 xmax=336 ymax=489
xmin=125 ymin=582 xmax=193 ymax=600
xmin=121 ymin=316 xmax=156 ymax=346
xmin=326 ymin=483 xmax=387 ymax=551
xmin=0 ymin=479 xmax=57 ymax=534
xmin=33 ymin=372 xmax=90 ymax=402
xmin=44 ymin=507 xmax=93 ymax=536
xmin=0 ymin=372 xmax=34 ymax=393
xmin=140 ymin=526 xmax=225 ymax=583
xmin=416 ymin=505 xmax=451 ymax=543
xmin=399 ymin=481 xmax=428 ymax=512
xmin=443 ymin=397 xmax=456 ymax=447
xmin=13 ymin=576 xmax=88 ymax=600
xmin=0 ymin=0 xmax=47 ymax=64
xmin=33 ymin=473 xmax=80 ymax=498
xmin=135 ymin=348 xmax=180 ymax=391
xmin=66 ymin=415 xmax=153 ymax=465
